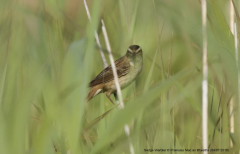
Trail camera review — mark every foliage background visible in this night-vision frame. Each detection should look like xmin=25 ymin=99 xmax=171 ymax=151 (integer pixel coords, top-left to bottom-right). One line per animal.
xmin=0 ymin=0 xmax=239 ymax=153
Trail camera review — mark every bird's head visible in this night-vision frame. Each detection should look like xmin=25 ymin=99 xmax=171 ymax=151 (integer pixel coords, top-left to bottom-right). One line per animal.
xmin=126 ymin=45 xmax=142 ymax=59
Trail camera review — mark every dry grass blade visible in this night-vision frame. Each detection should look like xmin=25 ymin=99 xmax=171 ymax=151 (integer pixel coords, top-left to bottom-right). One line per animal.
xmin=231 ymin=0 xmax=240 ymax=45
xmin=83 ymin=0 xmax=108 ymax=68
xmin=101 ymin=20 xmax=124 ymax=108
xmin=210 ymin=82 xmax=215 ymax=116
xmin=217 ymin=80 xmax=224 ymax=114
xmin=101 ymin=19 xmax=135 ymax=154
xmin=234 ymin=21 xmax=240 ymax=148
xmin=82 ymin=130 xmax=93 ymax=147
xmin=208 ymin=96 xmax=232 ymax=148
xmin=167 ymin=32 xmax=173 ymax=79
xmin=231 ymin=0 xmax=240 ymax=20
xmin=201 ymin=0 xmax=208 ymax=153
xmin=84 ymin=107 xmax=115 ymax=132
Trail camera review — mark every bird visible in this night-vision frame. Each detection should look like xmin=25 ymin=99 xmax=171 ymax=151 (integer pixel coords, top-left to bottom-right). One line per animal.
xmin=87 ymin=45 xmax=143 ymax=105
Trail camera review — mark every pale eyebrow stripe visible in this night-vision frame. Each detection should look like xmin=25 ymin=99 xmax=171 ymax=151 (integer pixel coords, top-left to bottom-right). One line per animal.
xmin=136 ymin=47 xmax=141 ymax=52
xmin=128 ymin=48 xmax=133 ymax=52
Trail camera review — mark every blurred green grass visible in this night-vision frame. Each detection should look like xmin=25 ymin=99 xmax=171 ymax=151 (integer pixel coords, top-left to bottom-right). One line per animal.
xmin=0 ymin=0 xmax=239 ymax=153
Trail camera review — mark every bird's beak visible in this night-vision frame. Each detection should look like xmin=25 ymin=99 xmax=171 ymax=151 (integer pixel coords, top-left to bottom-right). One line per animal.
xmin=132 ymin=52 xmax=136 ymax=56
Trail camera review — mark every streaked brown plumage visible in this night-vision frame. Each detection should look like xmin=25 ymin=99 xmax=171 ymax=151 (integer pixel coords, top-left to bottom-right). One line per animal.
xmin=87 ymin=45 xmax=143 ymax=105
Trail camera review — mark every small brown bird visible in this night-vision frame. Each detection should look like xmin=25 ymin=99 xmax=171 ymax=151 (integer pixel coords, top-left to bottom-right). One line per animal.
xmin=87 ymin=45 xmax=143 ymax=104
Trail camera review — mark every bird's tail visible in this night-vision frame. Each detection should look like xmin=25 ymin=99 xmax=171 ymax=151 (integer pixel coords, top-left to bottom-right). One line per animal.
xmin=87 ymin=84 xmax=103 ymax=102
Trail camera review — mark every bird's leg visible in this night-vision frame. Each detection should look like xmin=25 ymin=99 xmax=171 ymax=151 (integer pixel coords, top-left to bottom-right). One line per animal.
xmin=113 ymin=93 xmax=118 ymax=101
xmin=106 ymin=91 xmax=116 ymax=106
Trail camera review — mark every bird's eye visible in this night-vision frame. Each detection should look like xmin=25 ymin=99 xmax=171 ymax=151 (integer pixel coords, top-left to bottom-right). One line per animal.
xmin=136 ymin=48 xmax=142 ymax=54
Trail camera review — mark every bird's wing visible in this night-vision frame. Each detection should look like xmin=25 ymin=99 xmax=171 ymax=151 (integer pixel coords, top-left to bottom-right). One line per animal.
xmin=89 ymin=56 xmax=130 ymax=87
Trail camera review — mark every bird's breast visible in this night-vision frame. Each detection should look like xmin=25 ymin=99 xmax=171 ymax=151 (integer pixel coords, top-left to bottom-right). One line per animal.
xmin=129 ymin=56 xmax=143 ymax=78
xmin=107 ymin=56 xmax=143 ymax=92
xmin=119 ymin=57 xmax=143 ymax=89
